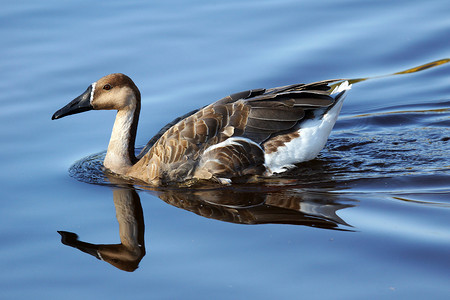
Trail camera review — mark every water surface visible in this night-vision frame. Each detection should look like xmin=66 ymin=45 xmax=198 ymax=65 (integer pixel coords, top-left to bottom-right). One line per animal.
xmin=1 ymin=0 xmax=449 ymax=299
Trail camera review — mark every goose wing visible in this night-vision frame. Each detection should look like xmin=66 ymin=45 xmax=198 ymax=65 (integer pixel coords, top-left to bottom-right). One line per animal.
xmin=235 ymin=79 xmax=339 ymax=143
xmin=138 ymin=79 xmax=342 ymax=182
xmin=136 ymin=108 xmax=201 ymax=160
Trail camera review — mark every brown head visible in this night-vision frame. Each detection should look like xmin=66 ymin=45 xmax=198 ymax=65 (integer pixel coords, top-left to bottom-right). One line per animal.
xmin=52 ymin=73 xmax=141 ymax=120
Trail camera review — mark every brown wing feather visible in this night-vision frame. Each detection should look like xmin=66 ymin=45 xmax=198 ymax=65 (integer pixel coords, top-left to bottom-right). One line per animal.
xmin=137 ymin=79 xmax=343 ymax=183
xmin=136 ymin=108 xmax=200 ymax=159
xmin=238 ymin=80 xmax=340 ymax=143
xmin=194 ymin=138 xmax=266 ymax=180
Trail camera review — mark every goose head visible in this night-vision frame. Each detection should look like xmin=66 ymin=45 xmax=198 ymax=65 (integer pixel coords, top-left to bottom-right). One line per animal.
xmin=52 ymin=73 xmax=142 ymax=174
xmin=52 ymin=73 xmax=141 ymax=120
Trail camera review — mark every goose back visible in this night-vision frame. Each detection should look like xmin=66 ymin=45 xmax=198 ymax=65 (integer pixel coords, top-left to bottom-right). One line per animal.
xmin=129 ymin=79 xmax=344 ymax=184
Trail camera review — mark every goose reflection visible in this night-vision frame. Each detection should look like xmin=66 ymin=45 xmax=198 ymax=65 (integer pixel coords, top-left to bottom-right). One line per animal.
xmin=57 ymin=59 xmax=450 ymax=272
xmin=155 ymin=184 xmax=353 ymax=228
xmin=58 ymin=186 xmax=145 ymax=272
xmin=58 ymin=179 xmax=354 ymax=272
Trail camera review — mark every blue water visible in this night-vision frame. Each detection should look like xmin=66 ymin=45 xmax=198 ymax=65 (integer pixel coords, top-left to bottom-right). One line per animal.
xmin=1 ymin=0 xmax=449 ymax=299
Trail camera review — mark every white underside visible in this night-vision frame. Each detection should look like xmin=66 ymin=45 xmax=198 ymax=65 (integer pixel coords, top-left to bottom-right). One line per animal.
xmin=264 ymin=81 xmax=351 ymax=174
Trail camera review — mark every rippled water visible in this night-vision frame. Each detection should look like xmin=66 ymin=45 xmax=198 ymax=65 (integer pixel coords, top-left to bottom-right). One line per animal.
xmin=1 ymin=0 xmax=449 ymax=299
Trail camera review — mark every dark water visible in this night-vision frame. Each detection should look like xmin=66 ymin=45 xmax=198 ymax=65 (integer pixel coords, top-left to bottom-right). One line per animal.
xmin=1 ymin=0 xmax=449 ymax=299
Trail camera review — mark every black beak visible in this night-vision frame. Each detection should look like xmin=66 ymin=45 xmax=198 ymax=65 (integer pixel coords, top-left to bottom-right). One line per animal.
xmin=52 ymin=85 xmax=94 ymax=120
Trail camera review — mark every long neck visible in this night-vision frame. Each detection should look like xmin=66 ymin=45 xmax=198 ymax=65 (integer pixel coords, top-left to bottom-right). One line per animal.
xmin=104 ymin=103 xmax=140 ymax=174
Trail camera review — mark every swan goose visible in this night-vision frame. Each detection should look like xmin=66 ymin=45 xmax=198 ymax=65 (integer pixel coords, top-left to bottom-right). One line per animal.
xmin=52 ymin=73 xmax=351 ymax=185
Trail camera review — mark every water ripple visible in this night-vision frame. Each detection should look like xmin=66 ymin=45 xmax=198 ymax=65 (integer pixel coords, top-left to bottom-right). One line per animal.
xmin=69 ymin=99 xmax=450 ymax=200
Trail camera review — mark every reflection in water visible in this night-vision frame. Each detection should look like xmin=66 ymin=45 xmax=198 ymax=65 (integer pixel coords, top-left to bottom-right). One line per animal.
xmin=59 ymin=187 xmax=145 ymax=272
xmin=58 ymin=182 xmax=355 ymax=271
xmin=155 ymin=185 xmax=353 ymax=228
xmin=58 ymin=60 xmax=450 ymax=271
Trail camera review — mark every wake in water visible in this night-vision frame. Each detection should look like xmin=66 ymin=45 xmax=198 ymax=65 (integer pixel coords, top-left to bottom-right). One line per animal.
xmin=70 ymin=99 xmax=450 ymax=192
xmin=68 ymin=59 xmax=449 ymax=191
xmin=65 ymin=60 xmax=450 ymax=240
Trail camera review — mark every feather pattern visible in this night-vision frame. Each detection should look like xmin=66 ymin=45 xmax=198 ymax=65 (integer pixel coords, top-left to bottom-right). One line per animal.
xmin=128 ymin=79 xmax=351 ymax=184
xmin=53 ymin=73 xmax=350 ymax=185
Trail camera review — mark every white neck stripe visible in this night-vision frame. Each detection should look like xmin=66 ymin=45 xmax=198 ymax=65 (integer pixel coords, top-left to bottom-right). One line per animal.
xmin=90 ymin=82 xmax=97 ymax=103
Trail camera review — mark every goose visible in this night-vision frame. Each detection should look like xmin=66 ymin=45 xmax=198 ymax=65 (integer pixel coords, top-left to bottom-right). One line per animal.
xmin=52 ymin=73 xmax=351 ymax=185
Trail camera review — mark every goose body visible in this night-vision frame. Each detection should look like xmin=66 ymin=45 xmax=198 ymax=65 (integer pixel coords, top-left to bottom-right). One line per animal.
xmin=52 ymin=74 xmax=351 ymax=185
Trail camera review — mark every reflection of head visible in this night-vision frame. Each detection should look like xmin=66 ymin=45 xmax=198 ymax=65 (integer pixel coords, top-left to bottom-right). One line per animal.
xmin=58 ymin=180 xmax=354 ymax=272
xmin=58 ymin=187 xmax=145 ymax=272
xmin=58 ymin=231 xmax=144 ymax=272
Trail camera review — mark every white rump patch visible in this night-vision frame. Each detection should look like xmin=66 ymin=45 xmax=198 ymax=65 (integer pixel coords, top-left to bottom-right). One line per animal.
xmin=331 ymin=80 xmax=351 ymax=95
xmin=265 ymin=81 xmax=351 ymax=174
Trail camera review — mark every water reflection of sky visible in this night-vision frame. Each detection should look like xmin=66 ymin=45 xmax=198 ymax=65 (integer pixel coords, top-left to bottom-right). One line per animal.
xmin=1 ymin=0 xmax=450 ymax=299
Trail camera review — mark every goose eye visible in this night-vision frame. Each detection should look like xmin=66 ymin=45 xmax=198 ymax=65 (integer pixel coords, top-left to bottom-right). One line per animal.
xmin=103 ymin=84 xmax=112 ymax=90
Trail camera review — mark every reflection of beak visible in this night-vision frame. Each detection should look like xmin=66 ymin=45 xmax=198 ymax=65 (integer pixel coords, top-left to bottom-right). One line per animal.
xmin=52 ymin=85 xmax=94 ymax=120
xmin=57 ymin=231 xmax=102 ymax=260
